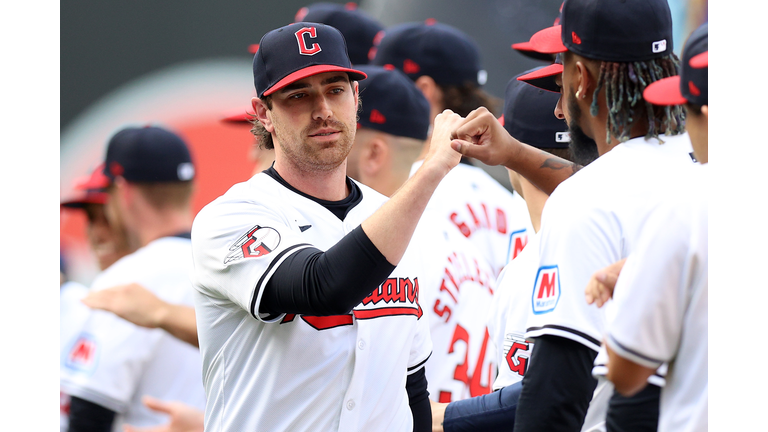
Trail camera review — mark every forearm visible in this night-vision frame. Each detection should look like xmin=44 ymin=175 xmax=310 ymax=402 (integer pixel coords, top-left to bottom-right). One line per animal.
xmin=156 ymin=304 xmax=199 ymax=348
xmin=504 ymin=142 xmax=580 ymax=196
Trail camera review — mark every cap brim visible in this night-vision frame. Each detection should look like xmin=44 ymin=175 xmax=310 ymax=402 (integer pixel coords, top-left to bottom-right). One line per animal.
xmin=61 ymin=191 xmax=108 ymax=208
xmin=690 ymin=51 xmax=708 ymax=69
xmin=263 ymin=65 xmax=368 ymax=97
xmin=643 ymin=76 xmax=687 ymax=106
xmin=75 ymin=171 xmax=110 ymax=190
xmin=517 ymin=63 xmax=563 ymax=93
xmin=248 ymin=44 xmax=260 ymax=54
xmin=528 ymin=25 xmax=567 ymax=54
xmin=511 ymin=42 xmax=557 ymax=62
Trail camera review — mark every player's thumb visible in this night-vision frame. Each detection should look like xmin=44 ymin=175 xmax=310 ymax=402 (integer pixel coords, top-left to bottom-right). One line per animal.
xmin=450 ymin=139 xmax=474 ymax=157
xmin=142 ymin=395 xmax=173 ymax=414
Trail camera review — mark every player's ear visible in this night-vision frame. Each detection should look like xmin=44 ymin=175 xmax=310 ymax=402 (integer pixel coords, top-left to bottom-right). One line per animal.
xmin=574 ymin=58 xmax=597 ymax=103
xmin=252 ymin=97 xmax=274 ymax=133
xmin=364 ymin=136 xmax=389 ymax=176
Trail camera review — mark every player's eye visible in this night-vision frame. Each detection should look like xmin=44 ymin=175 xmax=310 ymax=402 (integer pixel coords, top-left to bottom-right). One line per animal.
xmin=288 ymin=92 xmax=307 ymax=100
xmin=329 ymin=87 xmax=344 ymax=95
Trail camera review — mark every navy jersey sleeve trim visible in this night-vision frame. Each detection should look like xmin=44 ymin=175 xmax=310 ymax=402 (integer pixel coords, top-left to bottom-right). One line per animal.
xmin=250 ymin=243 xmax=312 ymax=317
xmin=526 ymin=324 xmax=601 ymax=348
xmin=408 ymin=352 xmax=432 ymax=373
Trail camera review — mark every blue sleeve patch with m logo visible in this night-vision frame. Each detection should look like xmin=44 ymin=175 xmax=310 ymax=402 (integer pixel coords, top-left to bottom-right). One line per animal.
xmin=531 ymin=265 xmax=560 ymax=314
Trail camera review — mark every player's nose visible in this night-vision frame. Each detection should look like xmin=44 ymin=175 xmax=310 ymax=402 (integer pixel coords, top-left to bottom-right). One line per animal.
xmin=554 ymin=95 xmax=565 ymax=120
xmin=312 ymin=95 xmax=333 ymax=121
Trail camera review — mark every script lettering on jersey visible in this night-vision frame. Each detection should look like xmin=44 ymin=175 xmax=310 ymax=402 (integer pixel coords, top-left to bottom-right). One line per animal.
xmin=64 ymin=334 xmax=98 ymax=373
xmin=224 ymin=225 xmax=281 ymax=264
xmin=279 ymin=277 xmax=423 ymax=330
xmin=450 ymin=202 xmax=508 ymax=238
xmin=434 ymin=251 xmax=494 ymax=324
xmin=295 ymin=26 xmax=322 ymax=55
xmin=532 ymin=265 xmax=560 ymax=314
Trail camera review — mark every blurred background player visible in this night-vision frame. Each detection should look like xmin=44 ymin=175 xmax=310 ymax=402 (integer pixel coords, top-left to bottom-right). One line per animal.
xmin=587 ymin=23 xmax=709 ymax=432
xmin=347 ymin=64 xmax=498 ymax=403
xmin=60 ymin=163 xmax=133 ymax=432
xmin=60 ymin=126 xmax=207 ymax=432
xmin=450 ymin=0 xmax=693 ymax=430
xmin=371 ymin=20 xmax=534 ymax=277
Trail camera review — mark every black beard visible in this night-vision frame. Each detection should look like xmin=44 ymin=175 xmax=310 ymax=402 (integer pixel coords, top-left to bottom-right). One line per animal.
xmin=567 ymin=92 xmax=599 ymax=166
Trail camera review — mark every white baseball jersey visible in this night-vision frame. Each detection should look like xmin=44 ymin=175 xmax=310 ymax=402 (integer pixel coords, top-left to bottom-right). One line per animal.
xmin=606 ymin=164 xmax=708 ymax=432
xmin=190 ymin=173 xmax=433 ymax=432
xmin=59 ymin=237 xmax=207 ymax=432
xmin=489 ymin=232 xmax=610 ymax=432
xmin=415 ymin=213 xmax=497 ymax=403
xmin=60 ymin=280 xmax=91 ymax=432
xmin=525 ymin=133 xmax=694 ymax=348
xmin=410 ymin=161 xmax=533 ymax=277
xmin=522 ymin=133 xmax=694 ymax=429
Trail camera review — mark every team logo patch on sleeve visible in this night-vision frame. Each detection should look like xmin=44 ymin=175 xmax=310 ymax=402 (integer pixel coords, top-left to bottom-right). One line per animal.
xmin=64 ymin=334 xmax=98 ymax=373
xmin=531 ymin=265 xmax=560 ymax=314
xmin=225 ymin=225 xmax=281 ymax=264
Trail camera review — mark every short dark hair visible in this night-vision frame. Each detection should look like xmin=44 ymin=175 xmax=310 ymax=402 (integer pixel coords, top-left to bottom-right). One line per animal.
xmin=685 ymin=102 xmax=702 ymax=116
xmin=438 ymin=82 xmax=501 ymax=117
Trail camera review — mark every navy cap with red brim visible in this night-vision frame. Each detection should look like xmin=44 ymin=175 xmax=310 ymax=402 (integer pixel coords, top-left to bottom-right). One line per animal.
xmin=517 ymin=63 xmax=563 ymax=93
xmin=263 ymin=65 xmax=367 ymax=97
xmin=528 ymin=25 xmax=567 ymax=54
xmin=511 ymin=41 xmax=557 ymax=62
xmin=643 ymin=76 xmax=686 ymax=106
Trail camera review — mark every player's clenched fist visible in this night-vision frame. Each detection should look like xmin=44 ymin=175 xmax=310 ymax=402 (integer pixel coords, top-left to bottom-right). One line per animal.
xmin=424 ymin=109 xmax=464 ymax=174
xmin=450 ymin=107 xmax=519 ymax=167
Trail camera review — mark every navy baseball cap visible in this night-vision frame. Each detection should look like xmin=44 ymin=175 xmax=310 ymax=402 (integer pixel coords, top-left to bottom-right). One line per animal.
xmin=355 ymin=65 xmax=431 ymax=141
xmin=294 ymin=2 xmax=384 ymax=65
xmin=502 ymin=68 xmax=570 ymax=150
xmin=527 ymin=0 xmax=673 ymax=62
xmin=61 ymin=163 xmax=110 ymax=208
xmin=253 ymin=22 xmax=368 ymax=99
xmin=371 ymin=20 xmax=486 ymax=86
xmin=517 ymin=61 xmax=563 ymax=93
xmin=644 ymin=23 xmax=708 ymax=106
xmin=103 ymin=126 xmax=195 ymax=183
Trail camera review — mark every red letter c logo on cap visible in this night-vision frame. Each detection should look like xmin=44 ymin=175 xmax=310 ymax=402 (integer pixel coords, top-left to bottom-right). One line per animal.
xmin=295 ymin=27 xmax=322 ymax=56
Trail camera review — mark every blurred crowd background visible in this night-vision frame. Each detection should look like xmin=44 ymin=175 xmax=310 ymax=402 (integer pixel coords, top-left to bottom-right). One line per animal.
xmin=60 ymin=0 xmax=707 ymax=288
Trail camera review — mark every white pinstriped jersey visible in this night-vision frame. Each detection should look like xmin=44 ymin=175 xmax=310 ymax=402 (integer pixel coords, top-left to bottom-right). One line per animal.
xmin=410 ymin=161 xmax=534 ymax=277
xmin=60 ymin=237 xmax=206 ymax=432
xmin=190 ymin=173 xmax=433 ymax=432
xmin=606 ymin=164 xmax=708 ymax=432
xmin=415 ymin=212 xmax=497 ymax=402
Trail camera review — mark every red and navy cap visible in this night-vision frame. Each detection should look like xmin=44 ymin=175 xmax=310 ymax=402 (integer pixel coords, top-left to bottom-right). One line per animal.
xmin=503 ymin=68 xmax=570 ymax=150
xmin=644 ymin=23 xmax=708 ymax=107
xmin=294 ymin=2 xmax=384 ymax=66
xmin=103 ymin=126 xmax=195 ymax=183
xmin=517 ymin=61 xmax=563 ymax=93
xmin=253 ymin=22 xmax=367 ymax=99
xmin=370 ymin=20 xmax=486 ymax=87
xmin=355 ymin=65 xmax=431 ymax=141
xmin=61 ymin=163 xmax=110 ymax=208
xmin=527 ymin=0 xmax=674 ymax=63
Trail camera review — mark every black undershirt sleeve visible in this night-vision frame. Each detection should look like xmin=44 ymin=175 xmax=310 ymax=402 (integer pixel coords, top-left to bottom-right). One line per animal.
xmin=512 ymin=335 xmax=598 ymax=432
xmin=606 ymin=383 xmax=661 ymax=432
xmin=259 ymin=225 xmax=396 ymax=316
xmin=406 ymin=367 xmax=432 ymax=432
xmin=67 ymin=396 xmax=116 ymax=432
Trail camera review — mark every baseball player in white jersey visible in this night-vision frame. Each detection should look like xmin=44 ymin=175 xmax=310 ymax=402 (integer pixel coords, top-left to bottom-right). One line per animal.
xmin=450 ymin=1 xmax=693 ymax=430
xmin=60 ymin=126 xmax=206 ymax=432
xmin=60 ymin=163 xmax=134 ymax=432
xmin=346 ymin=64 xmax=498 ymax=403
xmin=591 ymin=24 xmax=709 ymax=432
xmin=371 ymin=20 xmax=534 ymax=277
xmin=190 ymin=23 xmax=465 ymax=432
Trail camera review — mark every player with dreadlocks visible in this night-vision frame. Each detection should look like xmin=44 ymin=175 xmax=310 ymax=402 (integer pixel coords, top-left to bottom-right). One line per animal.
xmin=450 ymin=0 xmax=695 ymax=431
